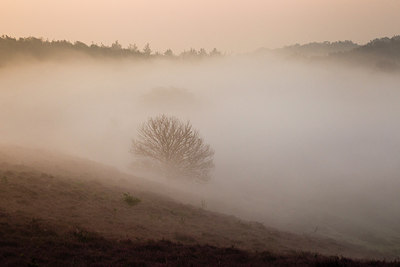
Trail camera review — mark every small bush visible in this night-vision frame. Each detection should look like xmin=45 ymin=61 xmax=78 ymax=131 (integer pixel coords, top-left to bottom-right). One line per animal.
xmin=73 ymin=228 xmax=99 ymax=243
xmin=123 ymin=193 xmax=141 ymax=206
xmin=1 ymin=176 xmax=8 ymax=184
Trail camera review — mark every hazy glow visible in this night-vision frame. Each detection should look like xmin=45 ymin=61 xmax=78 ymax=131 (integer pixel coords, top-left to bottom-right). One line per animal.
xmin=1 ymin=56 xmax=400 ymax=250
xmin=1 ymin=0 xmax=399 ymax=52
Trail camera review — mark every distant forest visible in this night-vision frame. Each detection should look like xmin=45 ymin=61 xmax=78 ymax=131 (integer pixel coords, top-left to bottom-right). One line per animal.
xmin=332 ymin=36 xmax=400 ymax=71
xmin=260 ymin=36 xmax=400 ymax=71
xmin=1 ymin=35 xmax=399 ymax=71
xmin=278 ymin=40 xmax=359 ymax=57
xmin=0 ymin=36 xmax=222 ymax=66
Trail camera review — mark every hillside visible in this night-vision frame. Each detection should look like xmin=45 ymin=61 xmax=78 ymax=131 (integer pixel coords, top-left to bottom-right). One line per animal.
xmin=1 ymin=211 xmax=396 ymax=266
xmin=255 ymin=36 xmax=400 ymax=71
xmin=276 ymin=41 xmax=359 ymax=57
xmin=0 ymin=145 xmax=398 ymax=265
xmin=332 ymin=36 xmax=400 ymax=71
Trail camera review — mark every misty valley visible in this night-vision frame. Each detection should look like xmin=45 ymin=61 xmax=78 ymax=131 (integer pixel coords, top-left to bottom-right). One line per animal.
xmin=1 ymin=36 xmax=400 ymax=266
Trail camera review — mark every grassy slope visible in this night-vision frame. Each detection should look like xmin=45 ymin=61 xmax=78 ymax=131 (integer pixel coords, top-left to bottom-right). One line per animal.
xmin=0 ymin=210 xmax=396 ymax=267
xmin=0 ymin=145 xmax=397 ymax=265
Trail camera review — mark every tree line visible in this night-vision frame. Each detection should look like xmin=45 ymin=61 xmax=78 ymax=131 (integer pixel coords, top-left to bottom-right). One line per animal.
xmin=0 ymin=35 xmax=222 ymax=66
xmin=263 ymin=35 xmax=400 ymax=72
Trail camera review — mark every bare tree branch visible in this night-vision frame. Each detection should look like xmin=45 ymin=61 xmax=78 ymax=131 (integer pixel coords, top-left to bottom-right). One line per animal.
xmin=131 ymin=115 xmax=214 ymax=181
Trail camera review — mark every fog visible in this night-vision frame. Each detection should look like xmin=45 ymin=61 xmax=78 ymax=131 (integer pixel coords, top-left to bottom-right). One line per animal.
xmin=1 ymin=56 xmax=400 ymax=249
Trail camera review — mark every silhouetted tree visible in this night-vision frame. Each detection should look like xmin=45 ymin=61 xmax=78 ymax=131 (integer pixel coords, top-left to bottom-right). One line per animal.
xmin=128 ymin=43 xmax=139 ymax=53
xmin=111 ymin=40 xmax=122 ymax=50
xmin=164 ymin=49 xmax=174 ymax=57
xmin=210 ymin=48 xmax=222 ymax=57
xmin=180 ymin=48 xmax=198 ymax=59
xmin=198 ymin=48 xmax=208 ymax=57
xmin=143 ymin=43 xmax=152 ymax=56
xmin=131 ymin=115 xmax=214 ymax=181
xmin=74 ymin=41 xmax=88 ymax=49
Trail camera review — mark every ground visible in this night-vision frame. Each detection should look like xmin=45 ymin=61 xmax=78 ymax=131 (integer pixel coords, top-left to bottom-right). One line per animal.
xmin=0 ymin=145 xmax=398 ymax=266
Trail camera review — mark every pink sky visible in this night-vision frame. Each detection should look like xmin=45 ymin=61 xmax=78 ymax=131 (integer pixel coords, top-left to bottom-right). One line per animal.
xmin=1 ymin=0 xmax=399 ymax=52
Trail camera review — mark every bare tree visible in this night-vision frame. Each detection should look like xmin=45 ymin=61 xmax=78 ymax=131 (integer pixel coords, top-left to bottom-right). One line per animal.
xmin=131 ymin=115 xmax=214 ymax=181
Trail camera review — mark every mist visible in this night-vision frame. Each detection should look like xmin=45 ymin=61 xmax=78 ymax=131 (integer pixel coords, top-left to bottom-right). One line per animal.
xmin=1 ymin=55 xmax=399 ymax=251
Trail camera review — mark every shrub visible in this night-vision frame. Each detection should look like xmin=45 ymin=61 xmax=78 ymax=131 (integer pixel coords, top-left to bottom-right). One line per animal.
xmin=123 ymin=193 xmax=141 ymax=206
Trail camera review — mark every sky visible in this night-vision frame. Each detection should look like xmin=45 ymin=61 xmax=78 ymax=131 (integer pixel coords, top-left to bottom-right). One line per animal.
xmin=1 ymin=0 xmax=399 ymax=53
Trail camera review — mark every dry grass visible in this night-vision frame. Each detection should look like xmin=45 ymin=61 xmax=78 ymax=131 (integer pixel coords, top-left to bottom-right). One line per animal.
xmin=0 ymin=210 xmax=397 ymax=266
xmin=0 ymin=145 xmax=396 ymax=264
